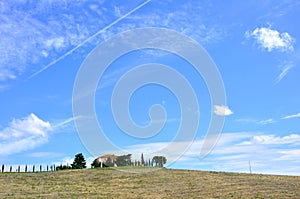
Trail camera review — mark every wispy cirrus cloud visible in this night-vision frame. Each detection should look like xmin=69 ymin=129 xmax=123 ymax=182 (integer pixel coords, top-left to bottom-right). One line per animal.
xmin=251 ymin=134 xmax=300 ymax=145
xmin=0 ymin=1 xmax=86 ymax=83
xmin=238 ymin=110 xmax=300 ymax=125
xmin=120 ymin=131 xmax=300 ymax=175
xmin=237 ymin=118 xmax=276 ymax=125
xmin=1 ymin=0 xmax=227 ymax=87
xmin=245 ymin=27 xmax=295 ymax=52
xmin=52 ymin=116 xmax=83 ymax=129
xmin=124 ymin=1 xmax=226 ymax=45
xmin=275 ymin=61 xmax=295 ymax=83
xmin=282 ymin=112 xmax=300 ymax=119
xmin=256 ymin=118 xmax=276 ymax=125
xmin=0 ymin=0 xmax=147 ymax=85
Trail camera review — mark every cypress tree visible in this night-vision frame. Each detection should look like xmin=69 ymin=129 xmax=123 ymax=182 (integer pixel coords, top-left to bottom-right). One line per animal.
xmin=141 ymin=153 xmax=145 ymax=166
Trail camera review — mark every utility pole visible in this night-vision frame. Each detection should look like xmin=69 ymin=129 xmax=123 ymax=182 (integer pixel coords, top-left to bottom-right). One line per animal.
xmin=249 ymin=160 xmax=252 ymax=174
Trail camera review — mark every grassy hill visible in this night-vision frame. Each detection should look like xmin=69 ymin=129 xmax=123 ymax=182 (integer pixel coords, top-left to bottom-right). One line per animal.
xmin=0 ymin=168 xmax=299 ymax=198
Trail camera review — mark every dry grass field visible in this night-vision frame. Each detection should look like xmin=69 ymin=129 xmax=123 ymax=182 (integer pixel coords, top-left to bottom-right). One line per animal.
xmin=0 ymin=168 xmax=299 ymax=198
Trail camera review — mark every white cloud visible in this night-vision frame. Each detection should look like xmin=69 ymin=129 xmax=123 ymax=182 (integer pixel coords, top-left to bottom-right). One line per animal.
xmin=126 ymin=1 xmax=226 ymax=45
xmin=41 ymin=50 xmax=49 ymax=58
xmin=246 ymin=27 xmax=295 ymax=52
xmin=276 ymin=149 xmax=300 ymax=161
xmin=44 ymin=37 xmax=66 ymax=50
xmin=193 ymin=132 xmax=300 ymax=175
xmin=52 ymin=116 xmax=82 ymax=129
xmin=257 ymin=118 xmax=276 ymax=125
xmin=245 ymin=27 xmax=296 ymax=84
xmin=276 ymin=61 xmax=294 ymax=83
xmin=214 ymin=105 xmax=233 ymax=116
xmin=0 ymin=1 xmax=111 ymax=83
xmin=0 ymin=113 xmax=52 ymax=155
xmin=1 ymin=0 xmax=226 ymax=85
xmin=122 ymin=131 xmax=300 ymax=175
xmin=282 ymin=112 xmax=300 ymax=119
xmin=252 ymin=134 xmax=300 ymax=145
xmin=0 ymin=68 xmax=17 ymax=81
xmin=238 ymin=112 xmax=300 ymax=125
xmin=113 ymin=5 xmax=122 ymax=17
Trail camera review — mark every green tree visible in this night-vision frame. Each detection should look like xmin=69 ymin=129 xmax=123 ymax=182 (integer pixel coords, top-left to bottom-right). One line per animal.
xmin=91 ymin=158 xmax=110 ymax=168
xmin=56 ymin=164 xmax=71 ymax=171
xmin=141 ymin=153 xmax=145 ymax=166
xmin=116 ymin=154 xmax=132 ymax=166
xmin=71 ymin=153 xmax=87 ymax=169
xmin=105 ymin=157 xmax=114 ymax=167
xmin=91 ymin=159 xmax=101 ymax=168
xmin=152 ymin=156 xmax=167 ymax=167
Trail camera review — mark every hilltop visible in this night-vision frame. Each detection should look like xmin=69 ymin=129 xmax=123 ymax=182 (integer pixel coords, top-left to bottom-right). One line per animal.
xmin=0 ymin=168 xmax=299 ymax=198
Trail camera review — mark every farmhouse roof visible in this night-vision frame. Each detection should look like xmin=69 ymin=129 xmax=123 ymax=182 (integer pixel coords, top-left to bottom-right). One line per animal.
xmin=98 ymin=154 xmax=118 ymax=159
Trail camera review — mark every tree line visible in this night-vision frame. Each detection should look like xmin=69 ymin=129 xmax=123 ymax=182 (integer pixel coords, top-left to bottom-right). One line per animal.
xmin=1 ymin=152 xmax=167 ymax=172
xmin=1 ymin=163 xmax=57 ymax=173
xmin=0 ymin=153 xmax=87 ymax=172
xmin=91 ymin=153 xmax=167 ymax=168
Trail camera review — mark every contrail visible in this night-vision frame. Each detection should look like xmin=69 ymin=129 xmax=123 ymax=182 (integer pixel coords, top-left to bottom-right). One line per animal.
xmin=28 ymin=0 xmax=152 ymax=80
xmin=53 ymin=115 xmax=84 ymax=129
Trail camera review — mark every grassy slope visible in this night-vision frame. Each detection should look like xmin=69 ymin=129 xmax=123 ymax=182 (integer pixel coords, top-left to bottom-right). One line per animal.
xmin=0 ymin=168 xmax=299 ymax=198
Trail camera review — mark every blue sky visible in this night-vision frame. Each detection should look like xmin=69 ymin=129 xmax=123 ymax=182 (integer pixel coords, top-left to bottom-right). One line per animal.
xmin=1 ymin=0 xmax=300 ymax=175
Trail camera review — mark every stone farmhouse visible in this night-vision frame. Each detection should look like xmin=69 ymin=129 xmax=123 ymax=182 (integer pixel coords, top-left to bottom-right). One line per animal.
xmin=95 ymin=154 xmax=118 ymax=167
